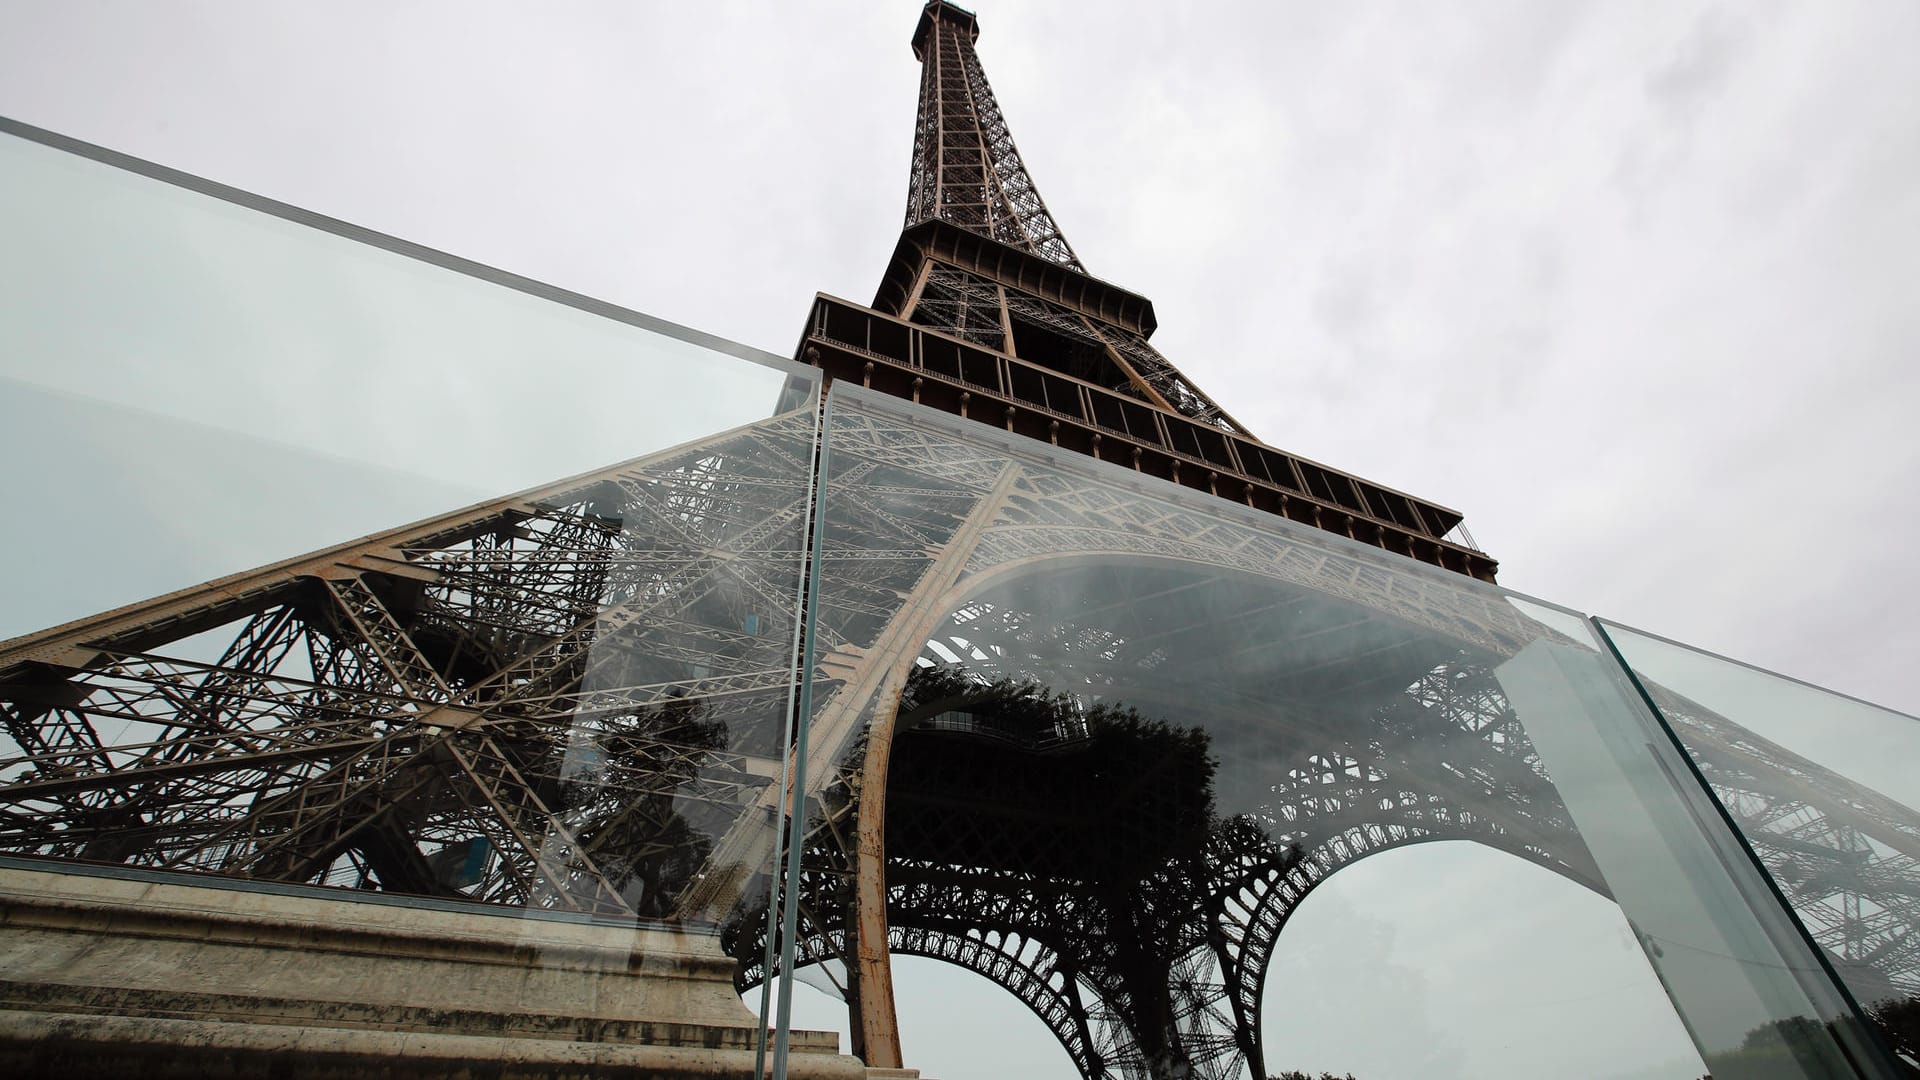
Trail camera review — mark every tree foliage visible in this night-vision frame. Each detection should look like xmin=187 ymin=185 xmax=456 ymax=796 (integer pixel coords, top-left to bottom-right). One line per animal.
xmin=1867 ymin=995 xmax=1920 ymax=1076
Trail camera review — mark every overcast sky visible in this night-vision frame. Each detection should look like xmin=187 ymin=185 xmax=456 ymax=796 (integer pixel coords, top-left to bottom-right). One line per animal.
xmin=3 ymin=2 xmax=1916 ymax=1078
xmin=6 ymin=0 xmax=1911 ymax=713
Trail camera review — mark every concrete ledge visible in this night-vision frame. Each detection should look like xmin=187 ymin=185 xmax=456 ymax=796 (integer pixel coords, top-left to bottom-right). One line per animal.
xmin=1 ymin=1010 xmax=868 ymax=1080
xmin=0 ymin=864 xmax=860 ymax=1078
xmin=0 ymin=980 xmax=826 ymax=1051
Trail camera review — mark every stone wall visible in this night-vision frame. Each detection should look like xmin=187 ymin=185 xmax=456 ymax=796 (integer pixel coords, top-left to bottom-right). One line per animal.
xmin=0 ymin=863 xmax=864 ymax=1079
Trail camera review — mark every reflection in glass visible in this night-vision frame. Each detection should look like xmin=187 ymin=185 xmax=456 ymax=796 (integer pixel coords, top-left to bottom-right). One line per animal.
xmin=766 ymin=384 xmax=1881 ymax=1080
xmin=0 ymin=124 xmax=798 ymax=637
xmin=2 ymin=115 xmax=1906 ymax=1080
xmin=0 ymin=120 xmax=821 ymax=946
xmin=1601 ymin=622 xmax=1920 ymax=1074
xmin=1263 ymin=842 xmax=1703 ymax=1080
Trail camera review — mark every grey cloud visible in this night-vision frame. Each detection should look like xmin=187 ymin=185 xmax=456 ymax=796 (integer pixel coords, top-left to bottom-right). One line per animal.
xmin=1614 ymin=9 xmax=1756 ymax=212
xmin=1645 ymin=8 xmax=1751 ymax=115
xmin=1309 ymin=261 xmax=1379 ymax=343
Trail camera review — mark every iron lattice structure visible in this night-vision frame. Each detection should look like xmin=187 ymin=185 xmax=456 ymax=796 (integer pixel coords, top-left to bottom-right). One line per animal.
xmin=730 ymin=398 xmax=1920 ymax=1080
xmin=1650 ymin=688 xmax=1920 ymax=1004
xmin=0 ymin=404 xmax=821 ymax=923
xmin=813 ymin=3 xmax=1502 ymax=582
xmin=734 ymin=401 xmax=1582 ymax=1080
xmin=905 ymin=2 xmax=1080 ymax=270
xmin=2 ymin=4 xmax=1919 ymax=1080
xmin=903 ymin=2 xmax=1233 ymax=435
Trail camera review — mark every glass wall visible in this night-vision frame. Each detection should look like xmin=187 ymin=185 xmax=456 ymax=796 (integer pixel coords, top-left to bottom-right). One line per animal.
xmin=0 ymin=116 xmax=817 ymax=1057
xmin=0 ymin=119 xmax=806 ymax=639
xmin=774 ymin=383 xmax=1894 ymax=1080
xmin=1601 ymin=622 xmax=1920 ymax=1073
xmin=3 ymin=115 xmax=1913 ymax=1080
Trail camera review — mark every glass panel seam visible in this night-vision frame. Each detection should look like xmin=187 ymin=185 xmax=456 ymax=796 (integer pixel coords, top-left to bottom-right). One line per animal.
xmin=1591 ymin=616 xmax=1903 ymax=1078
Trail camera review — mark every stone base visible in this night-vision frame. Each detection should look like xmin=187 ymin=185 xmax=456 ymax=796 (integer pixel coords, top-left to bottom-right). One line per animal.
xmin=0 ymin=862 xmax=863 ymax=1078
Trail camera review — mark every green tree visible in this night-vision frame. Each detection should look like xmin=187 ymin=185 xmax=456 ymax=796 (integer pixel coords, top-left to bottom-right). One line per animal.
xmin=1866 ymin=995 xmax=1920 ymax=1076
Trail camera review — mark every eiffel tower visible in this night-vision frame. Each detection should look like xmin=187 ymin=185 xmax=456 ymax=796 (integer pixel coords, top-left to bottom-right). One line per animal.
xmin=3 ymin=4 xmax=1918 ymax=1080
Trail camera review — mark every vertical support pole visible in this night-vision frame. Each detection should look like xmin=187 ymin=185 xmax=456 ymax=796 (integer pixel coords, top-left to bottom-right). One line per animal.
xmin=752 ymin=704 xmax=796 ymax=1079
xmin=771 ymin=394 xmax=836 ymax=1080
xmin=753 ymin=449 xmax=815 ymax=1080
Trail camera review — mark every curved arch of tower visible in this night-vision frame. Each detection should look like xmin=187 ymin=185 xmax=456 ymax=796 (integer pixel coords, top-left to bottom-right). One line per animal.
xmin=733 ymin=385 xmax=1920 ymax=1078
xmin=729 ymin=402 xmax=1610 ymax=1079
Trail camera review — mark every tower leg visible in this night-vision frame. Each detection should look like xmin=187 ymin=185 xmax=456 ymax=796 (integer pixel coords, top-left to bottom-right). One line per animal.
xmin=854 ymin=676 xmax=906 ymax=1068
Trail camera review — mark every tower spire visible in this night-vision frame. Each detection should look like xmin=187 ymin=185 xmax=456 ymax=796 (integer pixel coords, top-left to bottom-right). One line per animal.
xmin=836 ymin=4 xmax=1496 ymax=583
xmin=906 ymin=2 xmax=1082 ymax=270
